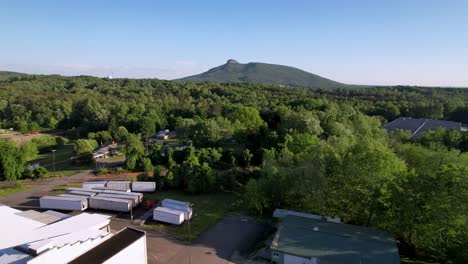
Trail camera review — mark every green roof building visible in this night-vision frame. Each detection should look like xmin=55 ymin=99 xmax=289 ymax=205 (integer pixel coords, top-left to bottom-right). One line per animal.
xmin=270 ymin=215 xmax=400 ymax=264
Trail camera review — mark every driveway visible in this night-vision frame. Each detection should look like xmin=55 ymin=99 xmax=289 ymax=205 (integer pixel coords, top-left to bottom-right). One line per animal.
xmin=163 ymin=217 xmax=271 ymax=264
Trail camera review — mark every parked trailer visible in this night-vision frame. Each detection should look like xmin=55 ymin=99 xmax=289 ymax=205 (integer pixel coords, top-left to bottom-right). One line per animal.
xmin=89 ymin=196 xmax=132 ymax=212
xmin=97 ymin=189 xmax=143 ymax=203
xmin=82 ymin=181 xmax=107 ymax=190
xmin=162 ymin=199 xmax=193 ymax=220
xmin=39 ymin=196 xmax=88 ymax=211
xmin=67 ymin=190 xmax=96 ymax=197
xmin=131 ymin=181 xmax=156 ymax=192
xmin=58 ymin=194 xmax=90 ymax=199
xmin=96 ymin=193 xmax=138 ymax=207
xmin=106 ymin=181 xmax=131 ymax=191
xmin=153 ymin=207 xmax=184 ymax=225
xmin=92 ymin=187 xmax=131 ymax=193
xmin=65 ymin=187 xmax=95 ymax=192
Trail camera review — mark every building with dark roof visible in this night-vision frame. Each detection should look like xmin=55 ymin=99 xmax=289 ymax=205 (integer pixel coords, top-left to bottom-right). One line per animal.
xmin=383 ymin=117 xmax=462 ymax=137
xmin=270 ymin=215 xmax=400 ymax=264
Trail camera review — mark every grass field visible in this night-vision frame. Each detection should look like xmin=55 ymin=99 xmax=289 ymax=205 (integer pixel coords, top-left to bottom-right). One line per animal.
xmin=143 ymin=190 xmax=242 ymax=241
xmin=0 ymin=182 xmax=29 ymax=197
xmin=33 ymin=143 xmax=93 ymax=177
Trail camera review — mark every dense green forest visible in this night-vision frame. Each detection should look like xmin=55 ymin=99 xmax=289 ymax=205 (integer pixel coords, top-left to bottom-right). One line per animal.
xmin=1 ymin=75 xmax=468 ymax=263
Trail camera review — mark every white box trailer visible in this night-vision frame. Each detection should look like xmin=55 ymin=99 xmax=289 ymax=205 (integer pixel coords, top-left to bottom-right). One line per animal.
xmin=92 ymin=186 xmax=131 ymax=193
xmin=67 ymin=190 xmax=96 ymax=197
xmin=59 ymin=194 xmax=90 ymax=199
xmin=106 ymin=181 xmax=131 ymax=191
xmin=89 ymin=196 xmax=132 ymax=212
xmin=96 ymin=193 xmax=138 ymax=207
xmin=131 ymin=181 xmax=156 ymax=192
xmin=82 ymin=181 xmax=107 ymax=190
xmin=162 ymin=199 xmax=193 ymax=220
xmin=153 ymin=207 xmax=184 ymax=225
xmin=65 ymin=187 xmax=95 ymax=192
xmin=96 ymin=189 xmax=143 ymax=203
xmin=39 ymin=196 xmax=88 ymax=211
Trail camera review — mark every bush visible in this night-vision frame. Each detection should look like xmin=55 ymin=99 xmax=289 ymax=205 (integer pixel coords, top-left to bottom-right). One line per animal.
xmin=56 ymin=136 xmax=70 ymax=146
xmin=32 ymin=136 xmax=57 ymax=151
xmin=32 ymin=167 xmax=48 ymax=179
xmin=115 ymin=167 xmax=126 ymax=174
xmin=98 ymin=167 xmax=110 ymax=175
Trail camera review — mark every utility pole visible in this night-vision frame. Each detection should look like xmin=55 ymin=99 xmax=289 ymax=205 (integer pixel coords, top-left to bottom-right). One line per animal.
xmin=187 ymin=204 xmax=193 ymax=264
xmin=51 ymin=149 xmax=56 ymax=176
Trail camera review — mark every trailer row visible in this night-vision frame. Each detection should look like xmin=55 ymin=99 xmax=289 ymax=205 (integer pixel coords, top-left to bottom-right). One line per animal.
xmin=39 ymin=187 xmax=145 ymax=212
xmin=82 ymin=181 xmax=156 ymax=192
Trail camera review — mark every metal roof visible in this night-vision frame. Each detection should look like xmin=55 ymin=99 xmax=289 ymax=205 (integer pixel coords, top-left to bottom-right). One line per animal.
xmin=154 ymin=206 xmax=185 ymax=215
xmin=383 ymin=117 xmax=461 ymax=137
xmin=162 ymin=198 xmax=190 ymax=207
xmin=15 ymin=210 xmax=61 ymax=225
xmin=271 ymin=215 xmax=400 ymax=264
xmin=0 ymin=206 xmax=111 ymax=252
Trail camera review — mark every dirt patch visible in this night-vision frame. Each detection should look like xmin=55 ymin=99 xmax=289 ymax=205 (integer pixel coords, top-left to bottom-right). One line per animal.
xmin=0 ymin=131 xmax=61 ymax=144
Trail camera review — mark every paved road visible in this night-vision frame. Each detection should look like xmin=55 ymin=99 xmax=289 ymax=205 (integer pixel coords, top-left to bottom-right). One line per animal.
xmin=163 ymin=217 xmax=271 ymax=264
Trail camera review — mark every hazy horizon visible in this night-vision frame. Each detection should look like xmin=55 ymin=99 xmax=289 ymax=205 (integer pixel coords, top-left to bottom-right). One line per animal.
xmin=1 ymin=0 xmax=467 ymax=86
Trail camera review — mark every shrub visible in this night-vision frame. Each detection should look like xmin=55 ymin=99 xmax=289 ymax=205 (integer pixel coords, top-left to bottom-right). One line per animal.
xmin=32 ymin=136 xmax=57 ymax=151
xmin=32 ymin=167 xmax=48 ymax=179
xmin=98 ymin=167 xmax=110 ymax=175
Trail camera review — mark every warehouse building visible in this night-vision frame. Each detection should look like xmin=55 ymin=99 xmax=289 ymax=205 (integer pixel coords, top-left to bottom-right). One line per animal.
xmin=0 ymin=205 xmax=147 ymax=264
xmin=270 ymin=214 xmax=400 ymax=264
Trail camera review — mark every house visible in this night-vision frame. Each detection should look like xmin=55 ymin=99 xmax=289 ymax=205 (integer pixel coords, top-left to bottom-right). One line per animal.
xmin=155 ymin=129 xmax=176 ymax=140
xmin=28 ymin=162 xmax=41 ymax=170
xmin=270 ymin=214 xmax=400 ymax=264
xmin=383 ymin=117 xmax=463 ymax=137
xmin=94 ymin=141 xmax=121 ymax=159
xmin=156 ymin=129 xmax=170 ymax=140
xmin=0 ymin=205 xmax=147 ymax=264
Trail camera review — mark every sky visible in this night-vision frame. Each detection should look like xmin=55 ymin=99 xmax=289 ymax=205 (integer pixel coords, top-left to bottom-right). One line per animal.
xmin=1 ymin=0 xmax=467 ymax=86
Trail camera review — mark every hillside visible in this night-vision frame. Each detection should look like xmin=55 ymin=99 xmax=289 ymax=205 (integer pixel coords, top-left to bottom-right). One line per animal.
xmin=177 ymin=59 xmax=346 ymax=89
xmin=0 ymin=71 xmax=28 ymax=81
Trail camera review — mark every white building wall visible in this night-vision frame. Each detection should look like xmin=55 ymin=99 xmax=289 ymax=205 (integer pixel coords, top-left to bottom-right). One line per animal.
xmin=103 ymin=236 xmax=147 ymax=264
xmin=27 ymin=235 xmax=112 ymax=264
xmin=284 ymin=254 xmax=312 ymax=264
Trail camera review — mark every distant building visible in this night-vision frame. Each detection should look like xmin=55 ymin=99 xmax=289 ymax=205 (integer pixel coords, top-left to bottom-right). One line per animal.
xmin=270 ymin=212 xmax=400 ymax=264
xmin=383 ymin=117 xmax=463 ymax=137
xmin=0 ymin=205 xmax=147 ymax=264
xmin=94 ymin=141 xmax=121 ymax=159
xmin=155 ymin=129 xmax=176 ymax=140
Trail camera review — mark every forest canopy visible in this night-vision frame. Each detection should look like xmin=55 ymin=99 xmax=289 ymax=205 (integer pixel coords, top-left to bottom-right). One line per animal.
xmin=0 ymin=75 xmax=467 ymax=263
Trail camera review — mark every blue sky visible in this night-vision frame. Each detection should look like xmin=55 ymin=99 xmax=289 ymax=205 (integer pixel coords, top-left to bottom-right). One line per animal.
xmin=1 ymin=0 xmax=467 ymax=86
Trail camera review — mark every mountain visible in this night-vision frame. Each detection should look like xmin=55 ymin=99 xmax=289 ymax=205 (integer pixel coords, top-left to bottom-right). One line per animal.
xmin=177 ymin=59 xmax=346 ymax=89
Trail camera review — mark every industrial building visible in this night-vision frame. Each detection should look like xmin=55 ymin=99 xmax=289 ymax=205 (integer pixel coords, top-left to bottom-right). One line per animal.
xmin=0 ymin=205 xmax=147 ymax=264
xmin=270 ymin=212 xmax=400 ymax=264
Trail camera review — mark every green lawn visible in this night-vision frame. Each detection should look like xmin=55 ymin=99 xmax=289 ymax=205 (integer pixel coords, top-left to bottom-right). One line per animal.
xmin=0 ymin=182 xmax=29 ymax=197
xmin=33 ymin=143 xmax=93 ymax=177
xmin=143 ymin=190 xmax=242 ymax=241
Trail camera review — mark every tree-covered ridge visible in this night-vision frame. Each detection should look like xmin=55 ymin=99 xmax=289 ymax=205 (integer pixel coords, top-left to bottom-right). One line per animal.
xmin=177 ymin=60 xmax=346 ymax=89
xmin=0 ymin=74 xmax=468 ymax=263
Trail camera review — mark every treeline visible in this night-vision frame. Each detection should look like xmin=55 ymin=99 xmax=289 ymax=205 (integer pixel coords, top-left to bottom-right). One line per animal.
xmin=0 ymin=75 xmax=467 ymax=262
xmin=0 ymin=135 xmax=69 ymax=180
